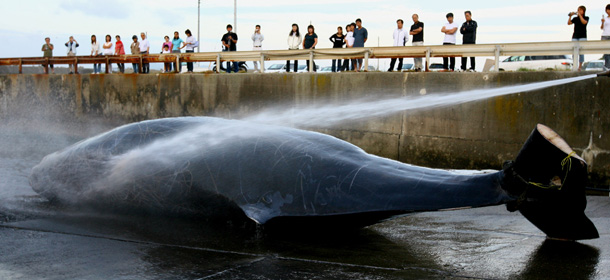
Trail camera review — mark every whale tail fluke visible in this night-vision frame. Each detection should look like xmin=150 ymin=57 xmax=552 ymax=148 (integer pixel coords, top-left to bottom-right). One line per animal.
xmin=500 ymin=124 xmax=599 ymax=240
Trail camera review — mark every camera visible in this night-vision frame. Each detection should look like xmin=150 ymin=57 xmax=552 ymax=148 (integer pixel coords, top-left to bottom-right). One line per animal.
xmin=568 ymin=11 xmax=577 ymax=16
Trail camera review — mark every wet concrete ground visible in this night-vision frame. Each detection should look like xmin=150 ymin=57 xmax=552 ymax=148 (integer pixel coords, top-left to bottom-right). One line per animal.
xmin=1 ymin=122 xmax=608 ymax=279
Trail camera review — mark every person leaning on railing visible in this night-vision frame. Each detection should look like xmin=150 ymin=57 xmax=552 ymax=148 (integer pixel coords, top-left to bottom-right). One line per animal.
xmin=172 ymin=31 xmax=185 ymax=73
xmin=130 ymin=35 xmax=140 ymax=74
xmin=114 ymin=35 xmax=125 ymax=74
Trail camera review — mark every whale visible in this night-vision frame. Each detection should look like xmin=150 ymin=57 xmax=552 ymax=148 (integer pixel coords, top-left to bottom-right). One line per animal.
xmin=29 ymin=117 xmax=598 ymax=240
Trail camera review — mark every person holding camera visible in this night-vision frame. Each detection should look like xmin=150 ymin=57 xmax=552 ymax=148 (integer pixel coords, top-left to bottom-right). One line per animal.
xmin=41 ymin=37 xmax=54 ymax=74
xmin=222 ymin=24 xmax=239 ymax=73
xmin=568 ymin=6 xmax=589 ymax=71
xmin=251 ymin=25 xmax=264 ymax=72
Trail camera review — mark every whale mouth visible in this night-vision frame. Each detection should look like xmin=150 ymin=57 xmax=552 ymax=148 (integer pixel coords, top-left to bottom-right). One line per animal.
xmin=501 ymin=124 xmax=599 ymax=241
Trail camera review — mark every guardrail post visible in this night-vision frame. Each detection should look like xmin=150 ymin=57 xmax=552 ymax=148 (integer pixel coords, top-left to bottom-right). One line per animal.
xmin=494 ymin=45 xmax=500 ymax=72
xmin=260 ymin=54 xmax=265 ymax=73
xmin=216 ymin=54 xmax=221 ymax=73
xmin=74 ymin=58 xmax=79 ymax=74
xmin=175 ymin=55 xmax=180 ymax=73
xmin=18 ymin=58 xmax=22 ymax=74
xmin=573 ymin=43 xmax=580 ymax=72
xmin=364 ymin=50 xmax=369 ymax=72
xmin=44 ymin=58 xmax=49 ymax=74
xmin=309 ymin=51 xmax=314 ymax=73
xmin=105 ymin=56 xmax=110 ymax=74
xmin=425 ymin=47 xmax=431 ymax=72
xmin=138 ymin=55 xmax=143 ymax=74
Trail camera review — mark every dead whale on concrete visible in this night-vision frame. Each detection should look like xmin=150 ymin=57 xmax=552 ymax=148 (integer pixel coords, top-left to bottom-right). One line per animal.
xmin=29 ymin=117 xmax=598 ymax=240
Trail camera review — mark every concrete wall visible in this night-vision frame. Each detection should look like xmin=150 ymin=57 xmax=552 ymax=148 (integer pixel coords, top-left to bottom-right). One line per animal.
xmin=1 ymin=72 xmax=609 ymax=186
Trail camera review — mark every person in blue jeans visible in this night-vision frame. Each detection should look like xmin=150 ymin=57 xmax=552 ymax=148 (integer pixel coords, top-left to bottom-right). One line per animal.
xmin=221 ymin=24 xmax=239 ymax=73
xmin=329 ymin=26 xmax=345 ymax=72
xmin=568 ymin=6 xmax=589 ymax=71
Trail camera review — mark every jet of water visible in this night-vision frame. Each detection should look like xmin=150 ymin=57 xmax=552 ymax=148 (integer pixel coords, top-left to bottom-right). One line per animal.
xmin=244 ymin=74 xmax=596 ymax=128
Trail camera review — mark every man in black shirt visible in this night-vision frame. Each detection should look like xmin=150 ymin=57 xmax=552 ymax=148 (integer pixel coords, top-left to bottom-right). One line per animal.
xmin=410 ymin=14 xmax=424 ymax=71
xmin=329 ymin=26 xmax=346 ymax=72
xmin=568 ymin=6 xmax=589 ymax=71
xmin=221 ymin=24 xmax=239 ymax=73
xmin=460 ymin=11 xmax=477 ymax=71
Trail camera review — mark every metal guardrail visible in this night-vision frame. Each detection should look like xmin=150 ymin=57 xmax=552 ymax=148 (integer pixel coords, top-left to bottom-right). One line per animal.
xmin=1 ymin=40 xmax=608 ymax=74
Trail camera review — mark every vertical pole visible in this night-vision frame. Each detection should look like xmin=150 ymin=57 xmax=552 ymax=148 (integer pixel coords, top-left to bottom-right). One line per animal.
xmin=216 ymin=54 xmax=221 ymax=73
xmin=260 ymin=54 xmax=265 ymax=73
xmin=309 ymin=51 xmax=313 ymax=72
xmin=494 ymin=45 xmax=500 ymax=72
xmin=74 ymin=58 xmax=79 ymax=74
xmin=18 ymin=58 xmax=22 ymax=74
xmin=176 ymin=55 xmax=180 ymax=73
xmin=105 ymin=56 xmax=109 ymax=74
xmin=198 ymin=0 xmax=200 ymax=53
xmin=44 ymin=58 xmax=49 ymax=74
xmin=234 ymin=0 xmax=237 ymax=32
xmin=364 ymin=50 xmax=369 ymax=72
xmin=425 ymin=47 xmax=431 ymax=72
xmin=573 ymin=43 xmax=580 ymax=72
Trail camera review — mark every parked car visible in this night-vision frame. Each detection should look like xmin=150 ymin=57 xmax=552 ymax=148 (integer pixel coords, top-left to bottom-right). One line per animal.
xmin=491 ymin=55 xmax=572 ymax=71
xmin=319 ymin=66 xmax=333 ymax=73
xmin=428 ymin=63 xmax=444 ymax=72
xmin=400 ymin=63 xmax=414 ymax=71
xmin=297 ymin=64 xmax=319 ymax=73
xmin=266 ymin=63 xmax=286 ymax=73
xmin=582 ymin=60 xmax=605 ymax=71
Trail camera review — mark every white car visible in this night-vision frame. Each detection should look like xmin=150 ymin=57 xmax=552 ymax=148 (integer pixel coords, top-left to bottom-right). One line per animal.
xmin=582 ymin=60 xmax=605 ymax=71
xmin=492 ymin=55 xmax=572 ymax=71
xmin=319 ymin=66 xmax=333 ymax=73
xmin=265 ymin=63 xmax=286 ymax=73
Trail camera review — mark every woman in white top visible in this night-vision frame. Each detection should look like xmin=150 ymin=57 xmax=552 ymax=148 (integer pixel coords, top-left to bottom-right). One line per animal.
xmin=102 ymin=34 xmax=114 ymax=73
xmin=286 ymin=23 xmax=302 ymax=73
xmin=90 ymin=35 xmax=101 ymax=74
xmin=602 ymin=4 xmax=610 ymax=69
xmin=343 ymin=23 xmax=356 ymax=71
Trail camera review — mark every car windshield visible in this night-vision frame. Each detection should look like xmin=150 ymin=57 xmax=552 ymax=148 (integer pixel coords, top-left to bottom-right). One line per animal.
xmin=402 ymin=64 xmax=414 ymax=69
xmin=297 ymin=65 xmax=307 ymax=70
xmin=586 ymin=62 xmax=603 ymax=68
xmin=267 ymin=64 xmax=285 ymax=70
xmin=429 ymin=64 xmax=443 ymax=69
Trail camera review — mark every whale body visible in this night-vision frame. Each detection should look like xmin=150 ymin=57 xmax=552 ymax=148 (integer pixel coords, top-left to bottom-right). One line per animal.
xmin=29 ymin=117 xmax=598 ymax=239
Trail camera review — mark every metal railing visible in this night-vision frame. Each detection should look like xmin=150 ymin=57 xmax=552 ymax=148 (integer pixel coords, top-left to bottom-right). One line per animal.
xmin=1 ymin=40 xmax=608 ymax=74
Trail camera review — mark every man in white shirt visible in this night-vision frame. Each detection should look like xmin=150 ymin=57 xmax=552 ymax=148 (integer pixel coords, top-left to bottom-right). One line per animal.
xmin=441 ymin=13 xmax=458 ymax=71
xmin=251 ymin=25 xmax=264 ymax=72
xmin=139 ymin=32 xmax=150 ymax=74
xmin=388 ymin=19 xmax=407 ymax=72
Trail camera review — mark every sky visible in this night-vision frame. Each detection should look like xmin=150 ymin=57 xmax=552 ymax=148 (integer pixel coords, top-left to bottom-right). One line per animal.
xmin=0 ymin=0 xmax=606 ymax=69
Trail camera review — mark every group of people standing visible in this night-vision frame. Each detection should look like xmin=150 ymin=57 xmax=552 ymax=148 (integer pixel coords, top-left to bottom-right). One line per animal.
xmin=40 ymin=4 xmax=608 ymax=74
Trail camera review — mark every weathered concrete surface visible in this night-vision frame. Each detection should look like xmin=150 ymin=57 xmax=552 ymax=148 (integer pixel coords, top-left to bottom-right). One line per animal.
xmin=0 ymin=72 xmax=609 ymax=186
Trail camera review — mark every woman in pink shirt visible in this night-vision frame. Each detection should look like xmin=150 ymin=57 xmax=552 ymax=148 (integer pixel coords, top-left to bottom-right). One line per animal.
xmin=114 ymin=35 xmax=126 ymax=73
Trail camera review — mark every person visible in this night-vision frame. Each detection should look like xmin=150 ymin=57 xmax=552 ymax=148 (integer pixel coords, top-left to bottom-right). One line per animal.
xmin=41 ymin=37 xmax=54 ymax=74
xmin=303 ymin=25 xmax=318 ymax=72
xmin=172 ymin=31 xmax=185 ymax=73
xmin=460 ymin=11 xmax=478 ymax=71
xmin=441 ymin=13 xmax=458 ymax=71
xmin=130 ymin=35 xmax=140 ymax=73
xmin=569 ymin=6 xmax=589 ymax=71
xmin=388 ymin=19 xmax=407 ymax=72
xmin=162 ymin=45 xmax=171 ymax=73
xmin=251 ymin=25 xmax=264 ymax=72
xmin=162 ymin=36 xmax=173 ymax=73
xmin=342 ymin=23 xmax=355 ymax=71
xmin=139 ymin=32 xmax=150 ymax=74
xmin=353 ymin=18 xmax=368 ymax=71
xmin=181 ymin=29 xmax=197 ymax=73
xmin=602 ymin=4 xmax=610 ymax=70
xmin=329 ymin=26 xmax=345 ymax=72
xmin=221 ymin=24 xmax=239 ymax=73
xmin=287 ymin=24 xmax=302 ymax=73
xmin=102 ymin=34 xmax=114 ymax=73
xmin=65 ymin=36 xmax=79 ymax=74
xmin=114 ymin=35 xmax=125 ymax=73
xmin=90 ymin=35 xmax=101 ymax=74
xmin=410 ymin=14 xmax=424 ymax=71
